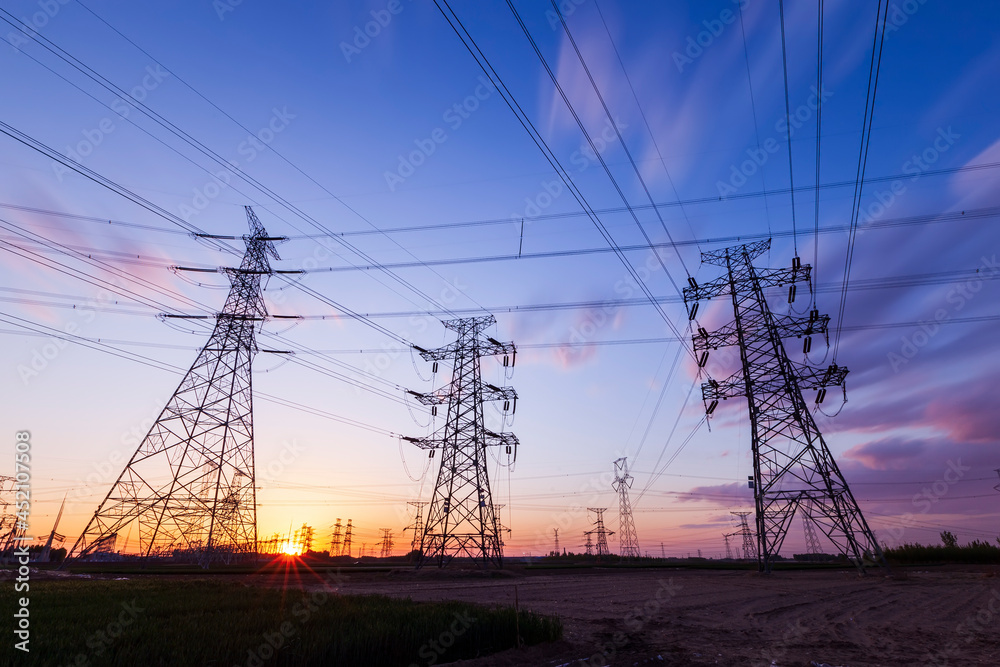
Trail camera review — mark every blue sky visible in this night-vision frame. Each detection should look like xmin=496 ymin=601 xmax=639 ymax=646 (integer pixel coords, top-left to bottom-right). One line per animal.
xmin=1 ymin=0 xmax=998 ymax=557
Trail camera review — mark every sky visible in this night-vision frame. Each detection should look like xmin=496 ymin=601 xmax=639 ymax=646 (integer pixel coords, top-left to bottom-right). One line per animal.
xmin=0 ymin=0 xmax=998 ymax=559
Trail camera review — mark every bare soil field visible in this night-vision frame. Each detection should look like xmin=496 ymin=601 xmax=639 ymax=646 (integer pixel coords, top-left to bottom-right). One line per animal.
xmin=313 ymin=565 xmax=1000 ymax=667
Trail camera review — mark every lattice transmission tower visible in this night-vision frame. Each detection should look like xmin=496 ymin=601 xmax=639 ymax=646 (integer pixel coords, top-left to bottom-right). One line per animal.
xmin=801 ymin=501 xmax=823 ymax=555
xmin=585 ymin=508 xmax=614 ymax=558
xmin=379 ymin=529 xmax=394 ymax=558
xmin=330 ymin=519 xmax=343 ymax=556
xmin=723 ymin=534 xmax=734 ymax=560
xmin=684 ymin=240 xmax=886 ymax=573
xmin=613 ymin=457 xmax=640 ymax=558
xmin=732 ymin=512 xmax=756 ymax=561
xmin=342 ymin=519 xmax=353 ymax=558
xmin=403 ymin=501 xmax=427 ymax=555
xmin=66 ymin=208 xmax=282 ymax=566
xmin=403 ymin=315 xmax=518 ymax=569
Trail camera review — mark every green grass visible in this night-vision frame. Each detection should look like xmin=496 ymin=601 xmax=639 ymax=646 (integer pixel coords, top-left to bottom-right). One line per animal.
xmin=0 ymin=579 xmax=561 ymax=666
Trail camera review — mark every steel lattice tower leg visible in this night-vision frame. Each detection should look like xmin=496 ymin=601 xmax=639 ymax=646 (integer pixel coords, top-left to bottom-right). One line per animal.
xmin=66 ymin=208 xmax=280 ymax=567
xmin=613 ymin=458 xmax=640 ymax=558
xmin=684 ymin=240 xmax=887 ymax=574
xmin=403 ymin=315 xmax=518 ymax=569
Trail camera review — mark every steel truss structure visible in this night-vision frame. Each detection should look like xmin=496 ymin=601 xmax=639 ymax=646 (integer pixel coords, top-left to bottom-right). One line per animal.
xmin=585 ymin=507 xmax=614 ymax=558
xmin=683 ymin=240 xmax=886 ymax=573
xmin=403 ymin=315 xmax=518 ymax=568
xmin=613 ymin=457 xmax=640 ymax=558
xmin=66 ymin=208 xmax=280 ymax=566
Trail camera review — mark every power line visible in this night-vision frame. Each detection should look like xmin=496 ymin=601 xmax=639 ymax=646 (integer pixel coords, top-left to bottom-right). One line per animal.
xmin=833 ymin=0 xmax=890 ymax=362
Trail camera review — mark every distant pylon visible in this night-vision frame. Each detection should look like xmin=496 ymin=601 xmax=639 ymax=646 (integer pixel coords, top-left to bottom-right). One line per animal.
xmin=585 ymin=508 xmax=614 ymax=559
xmin=553 ymin=528 xmax=560 ymax=556
xmin=342 ymin=519 xmax=353 ymax=558
xmin=379 ymin=528 xmax=394 ymax=558
xmin=404 ymin=502 xmax=427 ymax=554
xmin=993 ymin=468 xmax=1000 ymax=494
xmin=684 ymin=240 xmax=887 ymax=573
xmin=802 ymin=502 xmax=822 ymax=555
xmin=613 ymin=458 xmax=640 ymax=558
xmin=330 ymin=519 xmax=342 ymax=556
xmin=733 ymin=512 xmax=756 ymax=561
xmin=66 ymin=208 xmax=283 ymax=566
xmin=38 ymin=493 xmax=67 ymax=563
xmin=584 ymin=533 xmax=594 ymax=556
xmin=403 ymin=316 xmax=518 ymax=569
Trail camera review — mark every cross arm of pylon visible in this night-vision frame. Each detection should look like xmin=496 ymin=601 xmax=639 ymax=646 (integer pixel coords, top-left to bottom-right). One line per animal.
xmin=483 ymin=430 xmax=519 ymax=450
xmin=406 ymin=389 xmax=447 ymax=406
xmin=753 ymin=265 xmax=812 ymax=289
xmin=701 ymin=371 xmax=746 ymax=401
xmin=792 ymin=362 xmax=849 ymax=389
xmin=400 ymin=435 xmax=438 ymax=449
xmin=693 ymin=313 xmax=831 ymax=353
xmin=413 ymin=343 xmax=457 ymax=362
xmin=682 ymin=275 xmax=732 ymax=304
xmin=482 ymin=383 xmax=517 ymax=403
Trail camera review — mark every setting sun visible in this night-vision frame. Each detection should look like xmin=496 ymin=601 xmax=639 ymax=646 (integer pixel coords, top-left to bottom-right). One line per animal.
xmin=280 ymin=541 xmax=301 ymax=556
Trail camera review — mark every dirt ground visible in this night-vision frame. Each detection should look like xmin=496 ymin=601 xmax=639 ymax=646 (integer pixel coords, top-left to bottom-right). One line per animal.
xmin=316 ymin=565 xmax=1000 ymax=667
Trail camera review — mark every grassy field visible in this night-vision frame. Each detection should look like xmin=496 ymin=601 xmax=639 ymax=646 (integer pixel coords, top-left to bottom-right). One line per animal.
xmin=0 ymin=578 xmax=562 ymax=666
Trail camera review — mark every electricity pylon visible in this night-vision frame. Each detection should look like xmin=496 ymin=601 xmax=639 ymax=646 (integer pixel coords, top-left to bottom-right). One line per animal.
xmin=584 ymin=533 xmax=594 ymax=556
xmin=403 ymin=315 xmax=518 ymax=569
xmin=684 ymin=240 xmax=886 ymax=573
xmin=403 ymin=501 xmax=427 ymax=555
xmin=379 ymin=528 xmax=394 ymax=558
xmin=732 ymin=512 xmax=756 ymax=561
xmin=585 ymin=508 xmax=614 ymax=558
xmin=66 ymin=208 xmax=282 ymax=566
xmin=552 ymin=528 xmax=560 ymax=556
xmin=330 ymin=519 xmax=342 ymax=556
xmin=723 ymin=534 xmax=734 ymax=560
xmin=802 ymin=501 xmax=823 ymax=555
xmin=613 ymin=457 xmax=640 ymax=558
xmin=342 ymin=519 xmax=353 ymax=558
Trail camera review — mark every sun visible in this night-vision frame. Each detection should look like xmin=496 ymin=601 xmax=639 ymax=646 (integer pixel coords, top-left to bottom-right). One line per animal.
xmin=280 ymin=541 xmax=301 ymax=556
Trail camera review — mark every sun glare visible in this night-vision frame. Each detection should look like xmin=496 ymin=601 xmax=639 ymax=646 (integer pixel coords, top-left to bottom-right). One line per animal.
xmin=280 ymin=541 xmax=301 ymax=556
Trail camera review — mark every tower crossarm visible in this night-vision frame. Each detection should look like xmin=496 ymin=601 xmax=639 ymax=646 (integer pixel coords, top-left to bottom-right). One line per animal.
xmin=701 ymin=371 xmax=746 ymax=401
xmin=484 ymin=430 xmax=520 ymax=449
xmin=482 ymin=383 xmax=517 ymax=403
xmin=407 ymin=390 xmax=448 ymax=406
xmin=693 ymin=314 xmax=830 ymax=352
xmin=793 ymin=362 xmax=849 ymax=389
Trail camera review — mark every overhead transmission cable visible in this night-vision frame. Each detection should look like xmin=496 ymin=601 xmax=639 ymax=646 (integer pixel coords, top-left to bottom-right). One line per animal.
xmin=833 ymin=0 xmax=889 ymax=362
